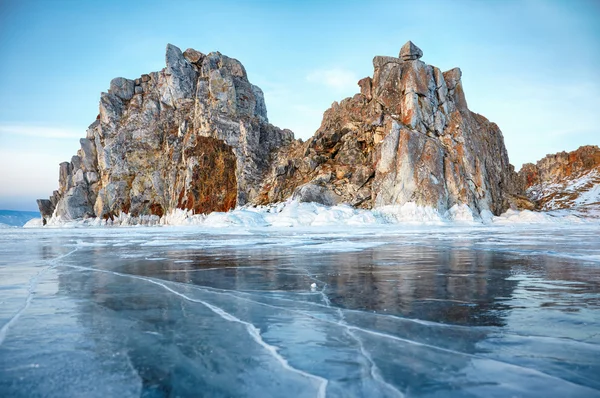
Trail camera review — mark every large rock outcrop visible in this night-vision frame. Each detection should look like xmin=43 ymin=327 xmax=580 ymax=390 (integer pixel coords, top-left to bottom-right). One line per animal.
xmin=256 ymin=42 xmax=521 ymax=216
xmin=38 ymin=44 xmax=293 ymax=223
xmin=518 ymin=145 xmax=600 ymax=213
xmin=39 ymin=41 xmax=526 ymax=223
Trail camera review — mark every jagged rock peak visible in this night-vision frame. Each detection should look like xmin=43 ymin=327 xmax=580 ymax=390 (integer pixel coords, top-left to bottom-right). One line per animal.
xmin=37 ymin=43 xmax=293 ymax=224
xmin=183 ymin=48 xmax=205 ymax=64
xmin=399 ymin=41 xmax=423 ymax=61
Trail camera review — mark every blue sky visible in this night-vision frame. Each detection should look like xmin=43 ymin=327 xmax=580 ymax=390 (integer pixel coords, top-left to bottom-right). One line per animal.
xmin=0 ymin=0 xmax=599 ymax=211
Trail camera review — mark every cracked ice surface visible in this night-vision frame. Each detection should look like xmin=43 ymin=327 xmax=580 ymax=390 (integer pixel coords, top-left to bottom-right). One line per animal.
xmin=1 ymin=224 xmax=600 ymax=397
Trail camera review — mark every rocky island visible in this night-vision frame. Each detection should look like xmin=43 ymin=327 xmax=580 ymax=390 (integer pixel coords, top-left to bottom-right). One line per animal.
xmin=36 ymin=42 xmax=598 ymax=224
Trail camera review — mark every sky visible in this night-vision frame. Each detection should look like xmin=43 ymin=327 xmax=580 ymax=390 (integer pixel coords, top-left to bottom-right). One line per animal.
xmin=0 ymin=0 xmax=599 ymax=211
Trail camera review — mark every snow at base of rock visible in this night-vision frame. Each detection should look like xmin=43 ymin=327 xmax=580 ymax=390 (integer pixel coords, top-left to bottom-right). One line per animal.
xmin=23 ymin=218 xmax=43 ymax=228
xmin=491 ymin=209 xmax=588 ymax=224
xmin=28 ymin=200 xmax=598 ymax=229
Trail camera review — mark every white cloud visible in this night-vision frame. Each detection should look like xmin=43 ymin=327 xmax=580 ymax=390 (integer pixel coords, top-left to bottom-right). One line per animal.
xmin=306 ymin=68 xmax=359 ymax=91
xmin=0 ymin=124 xmax=83 ymax=139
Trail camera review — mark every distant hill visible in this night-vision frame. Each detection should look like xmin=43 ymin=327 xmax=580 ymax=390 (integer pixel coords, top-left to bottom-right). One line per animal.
xmin=0 ymin=210 xmax=41 ymax=227
xmin=518 ymin=145 xmax=600 ymax=217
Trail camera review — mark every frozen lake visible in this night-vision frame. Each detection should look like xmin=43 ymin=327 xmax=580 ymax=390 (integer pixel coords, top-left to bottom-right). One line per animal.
xmin=1 ymin=224 xmax=600 ymax=397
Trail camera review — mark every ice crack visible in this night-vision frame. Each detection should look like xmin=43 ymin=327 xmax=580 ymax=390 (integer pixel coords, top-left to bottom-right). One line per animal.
xmin=292 ymin=264 xmax=403 ymax=397
xmin=61 ymin=264 xmax=329 ymax=397
xmin=181 ymin=280 xmax=595 ymax=392
xmin=0 ymin=248 xmax=78 ymax=346
xmin=62 ymin=265 xmax=598 ymax=393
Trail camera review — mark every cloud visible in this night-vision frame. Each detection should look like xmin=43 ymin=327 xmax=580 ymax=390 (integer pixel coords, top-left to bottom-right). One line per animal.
xmin=0 ymin=124 xmax=83 ymax=139
xmin=306 ymin=68 xmax=359 ymax=91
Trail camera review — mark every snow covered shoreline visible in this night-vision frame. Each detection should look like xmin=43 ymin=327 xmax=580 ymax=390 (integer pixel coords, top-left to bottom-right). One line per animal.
xmin=23 ymin=200 xmax=598 ymax=229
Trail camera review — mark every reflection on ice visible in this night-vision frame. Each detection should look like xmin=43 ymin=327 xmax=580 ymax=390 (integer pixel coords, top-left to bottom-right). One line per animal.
xmin=1 ymin=224 xmax=600 ymax=397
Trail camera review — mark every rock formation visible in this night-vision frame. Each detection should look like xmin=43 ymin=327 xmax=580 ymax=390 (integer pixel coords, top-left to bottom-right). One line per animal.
xmin=38 ymin=44 xmax=293 ymax=224
xmin=518 ymin=145 xmax=600 ymax=213
xmin=39 ymin=41 xmax=526 ymax=223
xmin=256 ymin=42 xmax=521 ymax=216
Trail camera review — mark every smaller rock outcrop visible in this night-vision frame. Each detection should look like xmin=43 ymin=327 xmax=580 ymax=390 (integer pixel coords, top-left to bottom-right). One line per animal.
xmin=518 ymin=145 xmax=600 ymax=213
xmin=256 ymin=41 xmax=522 ymax=217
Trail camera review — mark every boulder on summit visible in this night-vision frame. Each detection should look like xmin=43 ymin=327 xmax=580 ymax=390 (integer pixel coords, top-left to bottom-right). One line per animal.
xmin=399 ymin=40 xmax=423 ymax=61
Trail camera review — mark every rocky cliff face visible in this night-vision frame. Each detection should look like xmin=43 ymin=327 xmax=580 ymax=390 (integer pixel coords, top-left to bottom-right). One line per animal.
xmin=38 ymin=44 xmax=293 ymax=223
xmin=256 ymin=41 xmax=521 ymax=216
xmin=518 ymin=145 xmax=600 ymax=213
xmin=39 ymin=41 xmax=525 ymax=223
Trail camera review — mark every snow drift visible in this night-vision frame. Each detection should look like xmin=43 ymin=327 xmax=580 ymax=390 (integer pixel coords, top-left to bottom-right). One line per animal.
xmin=27 ymin=200 xmax=595 ymax=229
